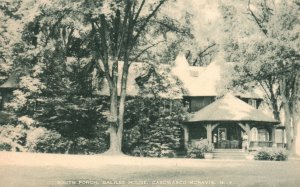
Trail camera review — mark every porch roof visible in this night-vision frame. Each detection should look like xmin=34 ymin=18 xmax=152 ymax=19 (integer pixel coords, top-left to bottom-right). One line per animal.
xmin=187 ymin=94 xmax=279 ymax=125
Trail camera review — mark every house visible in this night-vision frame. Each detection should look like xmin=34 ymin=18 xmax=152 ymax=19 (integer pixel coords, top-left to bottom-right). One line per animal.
xmin=92 ymin=53 xmax=286 ymax=151
xmin=171 ymin=54 xmax=286 ymax=151
xmin=0 ymin=54 xmax=286 ymax=152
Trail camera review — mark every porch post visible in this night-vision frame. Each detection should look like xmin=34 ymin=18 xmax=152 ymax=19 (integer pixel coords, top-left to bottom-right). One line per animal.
xmin=282 ymin=129 xmax=285 ymax=148
xmin=271 ymin=126 xmax=276 ymax=147
xmin=245 ymin=124 xmax=251 ymax=141
xmin=182 ymin=124 xmax=189 ymax=148
xmin=206 ymin=124 xmax=212 ymax=146
xmin=245 ymin=123 xmax=251 ymax=150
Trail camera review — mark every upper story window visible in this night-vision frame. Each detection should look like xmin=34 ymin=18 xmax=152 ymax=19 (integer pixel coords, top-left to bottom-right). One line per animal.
xmin=248 ymin=99 xmax=257 ymax=108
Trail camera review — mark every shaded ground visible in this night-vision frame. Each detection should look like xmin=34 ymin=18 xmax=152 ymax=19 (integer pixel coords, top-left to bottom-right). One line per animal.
xmin=0 ymin=152 xmax=300 ymax=187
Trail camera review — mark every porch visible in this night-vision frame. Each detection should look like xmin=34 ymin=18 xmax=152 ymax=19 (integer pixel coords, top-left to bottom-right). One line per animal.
xmin=183 ymin=122 xmax=286 ymax=151
xmin=184 ymin=94 xmax=283 ymax=151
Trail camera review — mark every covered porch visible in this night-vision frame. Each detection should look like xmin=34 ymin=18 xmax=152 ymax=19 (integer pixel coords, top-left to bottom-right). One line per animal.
xmin=184 ymin=94 xmax=283 ymax=150
xmin=183 ymin=122 xmax=285 ymax=150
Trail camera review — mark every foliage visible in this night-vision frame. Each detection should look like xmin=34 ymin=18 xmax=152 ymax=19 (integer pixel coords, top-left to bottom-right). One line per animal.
xmin=186 ymin=139 xmax=213 ymax=159
xmin=32 ymin=96 xmax=110 ymax=154
xmin=122 ymin=98 xmax=186 ymax=157
xmin=220 ymin=0 xmax=300 ymax=152
xmin=2 ymin=0 xmax=193 ymax=154
xmin=254 ymin=147 xmax=288 ymax=161
xmin=68 ymin=137 xmax=108 ymax=155
xmin=26 ymin=127 xmax=70 ymax=153
xmin=0 ymin=111 xmax=109 ymax=154
xmin=0 ymin=124 xmax=27 ymax=151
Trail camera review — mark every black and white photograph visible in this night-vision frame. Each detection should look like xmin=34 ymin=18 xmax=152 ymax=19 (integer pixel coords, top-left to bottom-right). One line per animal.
xmin=0 ymin=0 xmax=299 ymax=186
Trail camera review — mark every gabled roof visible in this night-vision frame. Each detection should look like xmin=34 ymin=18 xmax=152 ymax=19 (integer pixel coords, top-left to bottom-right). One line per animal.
xmin=96 ymin=61 xmax=183 ymax=99
xmin=187 ymin=94 xmax=279 ymax=124
xmin=171 ymin=54 xmax=264 ymax=99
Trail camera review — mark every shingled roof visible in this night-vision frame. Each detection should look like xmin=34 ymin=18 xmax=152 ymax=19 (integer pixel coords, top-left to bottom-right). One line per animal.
xmin=171 ymin=54 xmax=263 ymax=98
xmin=187 ymin=94 xmax=279 ymax=124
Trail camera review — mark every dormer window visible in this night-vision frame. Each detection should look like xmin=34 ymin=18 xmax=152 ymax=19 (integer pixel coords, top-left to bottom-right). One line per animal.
xmin=189 ymin=70 xmax=199 ymax=77
xmin=248 ymin=99 xmax=257 ymax=108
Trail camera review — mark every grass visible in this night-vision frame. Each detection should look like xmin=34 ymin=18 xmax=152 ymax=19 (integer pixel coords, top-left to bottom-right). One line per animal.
xmin=0 ymin=152 xmax=300 ymax=187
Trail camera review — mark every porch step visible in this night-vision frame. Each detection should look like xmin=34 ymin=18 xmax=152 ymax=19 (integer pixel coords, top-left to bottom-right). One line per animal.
xmin=212 ymin=149 xmax=247 ymax=160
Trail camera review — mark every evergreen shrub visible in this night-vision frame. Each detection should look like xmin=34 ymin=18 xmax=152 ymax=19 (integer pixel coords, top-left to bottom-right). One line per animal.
xmin=254 ymin=147 xmax=288 ymax=161
xmin=123 ymin=98 xmax=186 ymax=157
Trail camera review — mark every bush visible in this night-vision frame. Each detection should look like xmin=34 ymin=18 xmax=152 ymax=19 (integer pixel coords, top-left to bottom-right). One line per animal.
xmin=187 ymin=146 xmax=205 ymax=158
xmin=122 ymin=98 xmax=185 ymax=157
xmin=68 ymin=137 xmax=108 ymax=154
xmin=26 ymin=127 xmax=71 ymax=153
xmin=254 ymin=147 xmax=288 ymax=161
xmin=0 ymin=124 xmax=27 ymax=151
xmin=0 ymin=142 xmax=12 ymax=151
xmin=186 ymin=139 xmax=213 ymax=159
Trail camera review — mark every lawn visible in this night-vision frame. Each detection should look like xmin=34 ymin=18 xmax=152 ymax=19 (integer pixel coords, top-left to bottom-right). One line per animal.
xmin=0 ymin=152 xmax=299 ymax=187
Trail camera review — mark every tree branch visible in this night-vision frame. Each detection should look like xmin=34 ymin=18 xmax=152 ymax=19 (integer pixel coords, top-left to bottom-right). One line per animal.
xmin=133 ymin=0 xmax=146 ymax=24
xmin=132 ymin=0 xmax=167 ymax=45
xmin=247 ymin=0 xmax=268 ymax=36
xmin=193 ymin=43 xmax=216 ymax=66
xmin=130 ymin=40 xmax=165 ymax=62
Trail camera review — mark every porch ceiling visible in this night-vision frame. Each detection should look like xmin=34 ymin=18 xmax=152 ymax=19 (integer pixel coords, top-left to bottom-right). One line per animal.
xmin=186 ymin=94 xmax=279 ymax=125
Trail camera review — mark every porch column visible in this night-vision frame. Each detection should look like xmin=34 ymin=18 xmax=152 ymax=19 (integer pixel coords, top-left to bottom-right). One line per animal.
xmin=282 ymin=129 xmax=285 ymax=147
xmin=271 ymin=126 xmax=276 ymax=147
xmin=245 ymin=123 xmax=251 ymax=150
xmin=182 ymin=125 xmax=189 ymax=148
xmin=206 ymin=124 xmax=213 ymax=146
xmin=245 ymin=123 xmax=251 ymax=141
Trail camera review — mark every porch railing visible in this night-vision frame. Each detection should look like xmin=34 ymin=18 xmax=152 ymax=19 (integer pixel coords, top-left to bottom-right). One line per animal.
xmin=249 ymin=141 xmax=273 ymax=150
xmin=217 ymin=140 xmax=241 ymax=149
xmin=275 ymin=143 xmax=287 ymax=148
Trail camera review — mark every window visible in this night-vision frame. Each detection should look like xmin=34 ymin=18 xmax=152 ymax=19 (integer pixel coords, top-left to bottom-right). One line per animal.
xmin=258 ymin=129 xmax=270 ymax=141
xmin=251 ymin=127 xmax=258 ymax=141
xmin=248 ymin=99 xmax=257 ymax=108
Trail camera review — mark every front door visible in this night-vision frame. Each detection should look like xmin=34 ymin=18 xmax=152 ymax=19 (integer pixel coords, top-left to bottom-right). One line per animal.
xmin=213 ymin=123 xmax=243 ymax=149
xmin=218 ymin=128 xmax=227 ymax=141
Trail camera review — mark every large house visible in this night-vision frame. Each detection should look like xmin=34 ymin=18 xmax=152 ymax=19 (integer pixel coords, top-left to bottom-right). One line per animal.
xmin=171 ymin=54 xmax=286 ymax=151
xmin=0 ymin=54 xmax=286 ymax=153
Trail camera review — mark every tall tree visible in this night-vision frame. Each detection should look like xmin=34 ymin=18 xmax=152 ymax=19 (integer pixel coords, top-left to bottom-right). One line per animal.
xmin=221 ymin=0 xmax=300 ymax=153
xmin=22 ymin=0 xmax=191 ymax=154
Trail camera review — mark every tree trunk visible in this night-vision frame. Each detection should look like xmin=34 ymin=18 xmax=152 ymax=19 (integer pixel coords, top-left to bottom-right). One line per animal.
xmin=283 ymin=103 xmax=292 ymax=150
xmin=292 ymin=72 xmax=300 ymax=155
xmin=280 ymin=78 xmax=293 ymax=152
xmin=117 ymin=61 xmax=129 ymax=148
xmin=106 ymin=59 xmax=123 ymax=155
xmin=106 ymin=87 xmax=122 ymax=154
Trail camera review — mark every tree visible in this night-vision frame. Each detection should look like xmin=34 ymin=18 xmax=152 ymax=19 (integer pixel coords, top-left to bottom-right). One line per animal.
xmin=220 ymin=0 xmax=300 ymax=153
xmin=17 ymin=0 xmax=191 ymax=155
xmin=123 ymin=97 xmax=185 ymax=157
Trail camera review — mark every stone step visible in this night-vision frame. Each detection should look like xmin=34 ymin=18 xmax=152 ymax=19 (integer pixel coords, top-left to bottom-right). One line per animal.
xmin=212 ymin=149 xmax=247 ymax=160
xmin=213 ymin=156 xmax=246 ymax=160
xmin=213 ymin=149 xmax=244 ymax=153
